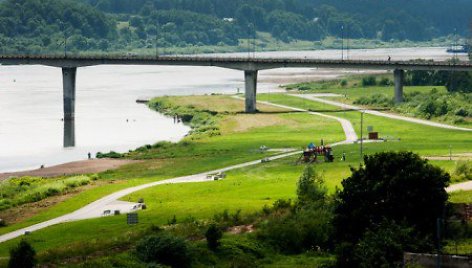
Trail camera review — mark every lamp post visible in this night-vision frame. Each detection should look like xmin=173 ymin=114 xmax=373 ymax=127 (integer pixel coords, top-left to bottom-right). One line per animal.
xmin=360 ymin=110 xmax=364 ymax=160
xmin=341 ymin=25 xmax=344 ymax=61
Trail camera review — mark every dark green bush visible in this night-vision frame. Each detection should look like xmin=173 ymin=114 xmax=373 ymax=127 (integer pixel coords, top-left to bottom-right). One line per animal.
xmin=96 ymin=151 xmax=124 ymax=159
xmin=8 ymin=240 xmax=36 ymax=268
xmin=205 ymin=224 xmax=223 ymax=250
xmin=361 ymin=76 xmax=377 ymax=86
xmin=135 ymin=233 xmax=192 ymax=268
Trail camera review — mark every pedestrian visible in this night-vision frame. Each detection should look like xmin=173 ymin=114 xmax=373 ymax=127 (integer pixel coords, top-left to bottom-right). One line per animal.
xmin=342 ymin=152 xmax=346 ymax=161
xmin=88 ymin=152 xmax=92 ymax=159
xmin=388 ymin=56 xmax=391 ymax=62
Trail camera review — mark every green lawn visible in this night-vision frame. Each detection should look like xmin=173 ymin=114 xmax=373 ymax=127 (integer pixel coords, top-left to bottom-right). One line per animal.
xmin=449 ymin=190 xmax=472 ymax=204
xmin=0 ymin=94 xmax=470 ymax=263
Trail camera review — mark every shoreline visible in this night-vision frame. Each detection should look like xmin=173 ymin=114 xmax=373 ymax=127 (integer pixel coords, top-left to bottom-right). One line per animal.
xmin=0 ymin=159 xmax=140 ymax=180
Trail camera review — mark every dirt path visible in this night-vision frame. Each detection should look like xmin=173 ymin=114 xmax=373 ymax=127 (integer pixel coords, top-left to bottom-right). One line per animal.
xmin=291 ymin=94 xmax=472 ymax=132
xmin=0 ymin=159 xmax=139 ymax=180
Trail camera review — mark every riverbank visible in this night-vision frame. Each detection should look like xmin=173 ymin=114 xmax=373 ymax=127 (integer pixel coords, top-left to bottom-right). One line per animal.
xmin=0 ymin=159 xmax=139 ymax=180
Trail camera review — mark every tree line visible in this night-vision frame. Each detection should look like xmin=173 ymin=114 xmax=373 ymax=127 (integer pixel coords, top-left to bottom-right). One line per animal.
xmin=0 ymin=0 xmax=471 ymax=53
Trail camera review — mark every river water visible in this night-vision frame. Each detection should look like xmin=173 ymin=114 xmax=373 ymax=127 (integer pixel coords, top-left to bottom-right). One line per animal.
xmin=0 ymin=47 xmax=465 ymax=172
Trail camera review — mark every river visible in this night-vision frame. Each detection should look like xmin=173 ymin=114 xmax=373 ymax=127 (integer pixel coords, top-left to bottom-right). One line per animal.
xmin=0 ymin=47 xmax=466 ymax=172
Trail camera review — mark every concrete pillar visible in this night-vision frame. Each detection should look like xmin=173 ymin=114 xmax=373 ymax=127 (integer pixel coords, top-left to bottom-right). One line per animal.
xmin=394 ymin=69 xmax=404 ymax=103
xmin=244 ymin=70 xmax=258 ymax=113
xmin=62 ymin=67 xmax=77 ymax=120
xmin=63 ymin=119 xmax=75 ymax=148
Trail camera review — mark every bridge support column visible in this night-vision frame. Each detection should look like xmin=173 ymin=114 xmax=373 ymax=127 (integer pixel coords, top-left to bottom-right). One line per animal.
xmin=394 ymin=69 xmax=404 ymax=103
xmin=63 ymin=119 xmax=75 ymax=148
xmin=62 ymin=67 xmax=77 ymax=120
xmin=244 ymin=70 xmax=258 ymax=113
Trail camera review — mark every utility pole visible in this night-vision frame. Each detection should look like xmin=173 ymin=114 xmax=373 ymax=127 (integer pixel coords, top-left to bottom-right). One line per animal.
xmin=360 ymin=110 xmax=364 ymax=160
xmin=341 ymin=25 xmax=344 ymax=61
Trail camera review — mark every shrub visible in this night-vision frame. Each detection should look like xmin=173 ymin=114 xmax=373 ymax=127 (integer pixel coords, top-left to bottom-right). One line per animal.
xmin=96 ymin=151 xmax=124 ymax=159
xmin=256 ymin=205 xmax=333 ymax=254
xmin=205 ymin=224 xmax=223 ymax=250
xmin=296 ymin=165 xmax=327 ymax=207
xmin=8 ymin=240 xmax=36 ymax=268
xmin=379 ymin=77 xmax=392 ymax=86
xmin=453 ymin=161 xmax=472 ymax=182
xmin=135 ymin=233 xmax=192 ymax=268
xmin=361 ymin=76 xmax=377 ymax=86
xmin=340 ymin=79 xmax=348 ymax=87
xmin=353 ymin=221 xmax=415 ymax=268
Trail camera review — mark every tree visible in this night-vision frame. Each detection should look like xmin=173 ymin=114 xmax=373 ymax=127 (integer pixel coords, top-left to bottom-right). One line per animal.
xmin=334 ymin=151 xmax=450 ymax=267
xmin=8 ymin=240 xmax=36 ymax=268
xmin=296 ymin=165 xmax=327 ymax=207
xmin=205 ymin=223 xmax=223 ymax=250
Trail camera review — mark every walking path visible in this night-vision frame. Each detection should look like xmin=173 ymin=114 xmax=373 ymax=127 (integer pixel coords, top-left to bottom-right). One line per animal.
xmin=290 ymin=94 xmax=472 ymax=132
xmin=0 ymin=150 xmax=301 ymax=243
xmin=447 ymin=181 xmax=472 ymax=193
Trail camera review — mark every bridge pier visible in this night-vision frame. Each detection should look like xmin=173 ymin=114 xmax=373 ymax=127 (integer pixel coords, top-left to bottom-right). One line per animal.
xmin=63 ymin=119 xmax=75 ymax=148
xmin=394 ymin=69 xmax=404 ymax=103
xmin=62 ymin=67 xmax=77 ymax=121
xmin=244 ymin=70 xmax=258 ymax=113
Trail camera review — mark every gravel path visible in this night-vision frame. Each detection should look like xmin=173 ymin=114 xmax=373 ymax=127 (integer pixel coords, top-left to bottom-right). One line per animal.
xmin=290 ymin=94 xmax=472 ymax=132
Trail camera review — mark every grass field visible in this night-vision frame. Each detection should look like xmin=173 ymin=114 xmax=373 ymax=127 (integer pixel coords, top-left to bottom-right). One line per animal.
xmin=285 ymin=78 xmax=472 ymax=128
xmin=0 ymin=93 xmax=470 ymax=265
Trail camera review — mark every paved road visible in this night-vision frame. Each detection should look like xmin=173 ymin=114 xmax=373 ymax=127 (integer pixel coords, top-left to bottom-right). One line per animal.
xmin=291 ymin=94 xmax=472 ymax=132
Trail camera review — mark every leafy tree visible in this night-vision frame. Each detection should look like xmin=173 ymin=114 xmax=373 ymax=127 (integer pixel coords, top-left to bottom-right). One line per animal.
xmin=205 ymin=223 xmax=223 ymax=250
xmin=296 ymin=165 xmax=327 ymax=207
xmin=334 ymin=151 xmax=450 ymax=267
xmin=8 ymin=240 xmax=36 ymax=268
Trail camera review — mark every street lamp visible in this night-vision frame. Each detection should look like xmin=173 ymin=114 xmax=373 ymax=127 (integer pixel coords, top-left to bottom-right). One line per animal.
xmin=360 ymin=110 xmax=365 ymax=160
xmin=341 ymin=25 xmax=344 ymax=61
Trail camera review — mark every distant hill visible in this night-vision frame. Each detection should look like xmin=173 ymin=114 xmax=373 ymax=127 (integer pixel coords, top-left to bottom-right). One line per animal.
xmin=0 ymin=0 xmax=471 ymax=54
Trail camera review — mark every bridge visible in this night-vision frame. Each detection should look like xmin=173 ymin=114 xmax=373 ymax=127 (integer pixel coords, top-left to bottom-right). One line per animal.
xmin=1 ymin=54 xmax=472 ymax=117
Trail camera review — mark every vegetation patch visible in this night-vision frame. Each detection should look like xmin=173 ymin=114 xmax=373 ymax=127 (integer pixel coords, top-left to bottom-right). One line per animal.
xmin=0 ymin=175 xmax=96 ymax=213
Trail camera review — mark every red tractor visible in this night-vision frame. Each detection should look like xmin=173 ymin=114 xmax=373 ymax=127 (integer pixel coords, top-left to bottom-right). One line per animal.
xmin=297 ymin=145 xmax=334 ymax=164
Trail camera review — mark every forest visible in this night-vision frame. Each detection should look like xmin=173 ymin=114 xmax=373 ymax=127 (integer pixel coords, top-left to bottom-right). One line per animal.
xmin=0 ymin=0 xmax=471 ymax=53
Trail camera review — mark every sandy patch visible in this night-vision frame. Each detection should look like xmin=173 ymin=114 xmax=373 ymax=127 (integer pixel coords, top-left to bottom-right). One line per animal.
xmin=0 ymin=159 xmax=139 ymax=180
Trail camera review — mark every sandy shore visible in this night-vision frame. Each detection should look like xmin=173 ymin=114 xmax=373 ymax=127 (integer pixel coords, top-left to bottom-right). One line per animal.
xmin=0 ymin=159 xmax=139 ymax=180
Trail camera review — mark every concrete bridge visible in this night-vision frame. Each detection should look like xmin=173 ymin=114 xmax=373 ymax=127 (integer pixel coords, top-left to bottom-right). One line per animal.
xmin=1 ymin=54 xmax=472 ymax=116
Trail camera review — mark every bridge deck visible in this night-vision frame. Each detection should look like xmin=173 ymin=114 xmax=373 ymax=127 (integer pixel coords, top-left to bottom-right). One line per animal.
xmin=0 ymin=54 xmax=471 ymax=71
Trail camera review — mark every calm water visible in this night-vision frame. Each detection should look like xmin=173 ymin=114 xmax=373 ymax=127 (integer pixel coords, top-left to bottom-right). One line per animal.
xmin=0 ymin=47 xmax=464 ymax=172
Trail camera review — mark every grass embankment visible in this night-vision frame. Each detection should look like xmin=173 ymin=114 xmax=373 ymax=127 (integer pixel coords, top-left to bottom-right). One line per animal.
xmin=0 ymin=93 xmax=470 ymax=265
xmin=285 ymin=77 xmax=472 ymax=128
xmin=0 ymin=95 xmax=346 ymax=264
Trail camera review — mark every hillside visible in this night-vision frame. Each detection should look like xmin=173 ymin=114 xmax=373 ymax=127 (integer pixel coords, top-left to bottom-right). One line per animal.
xmin=0 ymin=0 xmax=471 ymax=54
